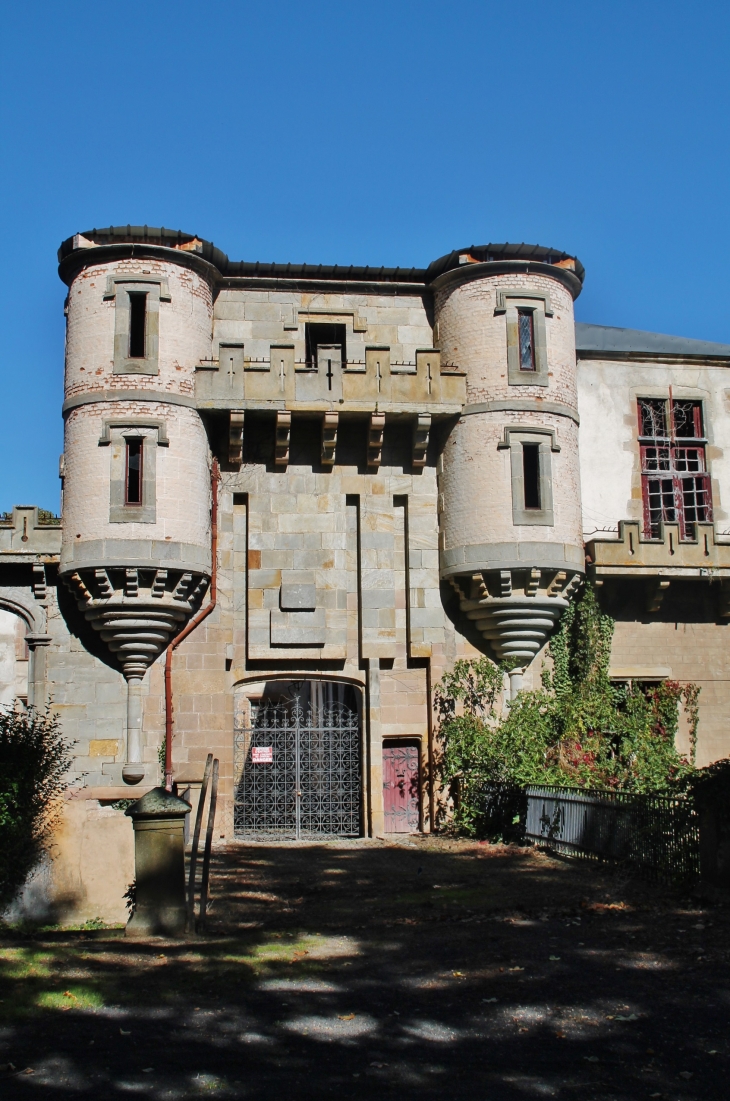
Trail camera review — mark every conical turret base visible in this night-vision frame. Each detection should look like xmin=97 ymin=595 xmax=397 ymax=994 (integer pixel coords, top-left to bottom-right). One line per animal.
xmin=64 ymin=566 xmax=209 ymax=783
xmin=453 ymin=567 xmax=582 ymax=687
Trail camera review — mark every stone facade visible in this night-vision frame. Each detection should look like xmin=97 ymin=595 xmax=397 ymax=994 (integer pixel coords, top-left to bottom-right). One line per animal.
xmin=3 ymin=230 xmax=730 ymax=922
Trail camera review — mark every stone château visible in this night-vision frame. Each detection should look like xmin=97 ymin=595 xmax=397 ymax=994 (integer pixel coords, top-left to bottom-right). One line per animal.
xmin=2 ymin=226 xmax=730 ymax=920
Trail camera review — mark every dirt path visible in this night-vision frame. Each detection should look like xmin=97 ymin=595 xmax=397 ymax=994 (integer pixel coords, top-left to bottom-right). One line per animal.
xmin=1 ymin=837 xmax=728 ymax=1099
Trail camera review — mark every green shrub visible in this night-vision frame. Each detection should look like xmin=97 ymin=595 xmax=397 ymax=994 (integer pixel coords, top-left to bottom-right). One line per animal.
xmin=0 ymin=707 xmax=73 ymax=909
xmin=435 ymin=585 xmax=700 ymax=835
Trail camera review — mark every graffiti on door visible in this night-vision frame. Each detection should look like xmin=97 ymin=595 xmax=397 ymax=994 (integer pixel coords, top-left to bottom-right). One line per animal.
xmin=383 ymin=742 xmax=420 ymax=833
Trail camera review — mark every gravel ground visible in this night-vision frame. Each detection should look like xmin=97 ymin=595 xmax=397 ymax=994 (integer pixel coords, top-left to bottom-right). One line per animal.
xmin=0 ymin=836 xmax=728 ymax=1100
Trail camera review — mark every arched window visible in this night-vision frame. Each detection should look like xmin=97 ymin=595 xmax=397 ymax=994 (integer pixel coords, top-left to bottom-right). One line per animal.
xmin=0 ymin=608 xmax=29 ymax=708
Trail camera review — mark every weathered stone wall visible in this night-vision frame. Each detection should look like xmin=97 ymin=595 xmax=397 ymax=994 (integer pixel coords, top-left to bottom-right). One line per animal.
xmin=0 ymin=607 xmax=28 ymax=706
xmin=610 ymin=617 xmax=730 ymax=767
xmin=64 ymin=258 xmax=212 ymax=400
xmin=577 ymin=357 xmax=730 ymax=538
xmin=61 ymin=402 xmax=212 ymax=573
xmin=162 ymin=422 xmax=478 ymax=838
xmin=61 ymin=255 xmax=214 ymax=576
xmin=435 ymin=272 xmax=578 ymax=406
xmin=213 ymin=289 xmax=434 ymax=367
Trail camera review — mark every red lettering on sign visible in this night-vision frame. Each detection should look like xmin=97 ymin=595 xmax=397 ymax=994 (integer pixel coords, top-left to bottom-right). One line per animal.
xmin=251 ymin=746 xmax=273 ymax=763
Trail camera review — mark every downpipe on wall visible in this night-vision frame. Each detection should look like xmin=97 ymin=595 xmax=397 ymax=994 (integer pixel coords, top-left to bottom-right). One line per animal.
xmin=164 ymin=459 xmax=219 ymax=793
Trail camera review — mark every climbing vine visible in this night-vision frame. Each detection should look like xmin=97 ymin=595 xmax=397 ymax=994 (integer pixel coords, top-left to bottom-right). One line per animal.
xmin=435 ymin=585 xmax=701 ymax=835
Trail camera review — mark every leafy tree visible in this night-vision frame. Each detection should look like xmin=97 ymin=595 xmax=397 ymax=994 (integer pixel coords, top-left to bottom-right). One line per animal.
xmin=0 ymin=707 xmax=73 ymax=910
xmin=435 ymin=585 xmax=700 ymax=835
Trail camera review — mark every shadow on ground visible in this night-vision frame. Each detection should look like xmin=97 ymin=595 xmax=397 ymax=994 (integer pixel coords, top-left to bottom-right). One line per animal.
xmin=0 ymin=837 xmax=728 ymax=1099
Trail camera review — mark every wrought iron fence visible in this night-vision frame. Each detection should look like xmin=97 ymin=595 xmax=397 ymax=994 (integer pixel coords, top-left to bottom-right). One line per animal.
xmin=525 ymin=784 xmax=701 ymax=883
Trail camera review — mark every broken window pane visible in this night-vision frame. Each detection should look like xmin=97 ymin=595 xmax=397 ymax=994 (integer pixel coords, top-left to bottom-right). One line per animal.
xmin=638 ymin=399 xmax=711 ymax=538
xmin=639 ymin=398 xmax=667 ymax=438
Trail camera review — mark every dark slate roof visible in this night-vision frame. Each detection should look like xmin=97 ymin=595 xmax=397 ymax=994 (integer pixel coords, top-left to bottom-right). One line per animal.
xmin=57 ymin=227 xmax=584 ymax=286
xmin=576 ymin=322 xmax=730 ymax=359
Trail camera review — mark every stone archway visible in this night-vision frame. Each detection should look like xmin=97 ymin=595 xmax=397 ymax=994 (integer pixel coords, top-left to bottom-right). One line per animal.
xmin=233 ymin=679 xmax=363 ymax=840
xmin=0 ymin=607 xmax=29 ymax=707
xmin=0 ymin=591 xmax=46 ymax=709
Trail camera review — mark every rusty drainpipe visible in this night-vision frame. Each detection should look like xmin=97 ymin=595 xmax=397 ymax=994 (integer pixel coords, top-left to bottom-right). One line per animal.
xmin=164 ymin=458 xmax=219 ymax=792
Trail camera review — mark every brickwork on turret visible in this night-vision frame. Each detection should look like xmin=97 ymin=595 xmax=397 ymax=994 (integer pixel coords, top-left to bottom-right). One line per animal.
xmin=64 ymin=259 xmax=212 ymax=400
xmin=435 ymin=273 xmax=578 ymax=407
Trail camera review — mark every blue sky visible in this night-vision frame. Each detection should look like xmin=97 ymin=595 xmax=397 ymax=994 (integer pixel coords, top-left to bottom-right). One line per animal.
xmin=2 ymin=1 xmax=730 ymax=511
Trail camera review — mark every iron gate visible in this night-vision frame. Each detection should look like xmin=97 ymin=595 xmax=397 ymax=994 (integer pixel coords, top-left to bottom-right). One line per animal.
xmin=234 ymin=699 xmax=361 ymax=839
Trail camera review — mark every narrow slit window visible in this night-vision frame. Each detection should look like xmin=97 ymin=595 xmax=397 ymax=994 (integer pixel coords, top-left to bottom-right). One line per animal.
xmin=522 ymin=443 xmax=541 ymax=509
xmin=518 ymin=309 xmax=536 ymax=371
xmin=125 ymin=439 xmax=143 ymax=505
xmin=128 ymin=293 xmax=147 ymax=359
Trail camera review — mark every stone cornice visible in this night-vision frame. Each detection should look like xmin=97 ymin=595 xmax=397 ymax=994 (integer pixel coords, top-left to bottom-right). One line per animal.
xmin=429 ymin=260 xmax=582 ymax=300
xmin=461 ymin=399 xmax=579 ymax=425
xmin=58 ymin=243 xmax=218 ymax=287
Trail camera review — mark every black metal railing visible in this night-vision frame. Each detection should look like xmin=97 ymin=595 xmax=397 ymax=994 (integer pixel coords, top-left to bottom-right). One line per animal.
xmin=525 ymin=784 xmax=701 ymax=883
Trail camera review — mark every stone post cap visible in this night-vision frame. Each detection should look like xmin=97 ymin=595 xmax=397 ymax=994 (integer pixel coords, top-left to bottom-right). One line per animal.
xmin=125 ymin=787 xmax=191 ymax=820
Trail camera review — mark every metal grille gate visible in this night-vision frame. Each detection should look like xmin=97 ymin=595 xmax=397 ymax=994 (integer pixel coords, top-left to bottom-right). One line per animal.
xmin=234 ymin=700 xmax=361 ymax=839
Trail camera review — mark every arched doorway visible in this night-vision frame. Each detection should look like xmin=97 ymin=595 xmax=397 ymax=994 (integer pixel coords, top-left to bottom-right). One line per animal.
xmin=234 ymin=680 xmax=362 ymax=840
xmin=0 ymin=608 xmax=29 ymax=708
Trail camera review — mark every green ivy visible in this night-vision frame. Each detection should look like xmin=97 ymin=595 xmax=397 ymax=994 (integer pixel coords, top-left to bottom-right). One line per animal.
xmin=435 ymin=585 xmax=700 ymax=835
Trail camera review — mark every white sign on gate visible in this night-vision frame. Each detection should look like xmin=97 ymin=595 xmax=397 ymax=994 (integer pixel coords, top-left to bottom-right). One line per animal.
xmin=251 ymin=746 xmax=273 ymax=763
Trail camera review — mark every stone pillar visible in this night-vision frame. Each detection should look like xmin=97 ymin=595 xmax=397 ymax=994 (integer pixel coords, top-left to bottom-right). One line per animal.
xmin=125 ymin=788 xmax=191 ymax=936
xmin=367 ymin=662 xmax=385 ymax=837
xmin=26 ymin=633 xmax=52 ymax=709
xmin=123 ymin=676 xmax=145 ymax=784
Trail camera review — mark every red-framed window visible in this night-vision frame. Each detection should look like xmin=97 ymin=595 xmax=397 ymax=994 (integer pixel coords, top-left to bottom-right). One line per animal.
xmin=638 ymin=398 xmax=711 ymax=538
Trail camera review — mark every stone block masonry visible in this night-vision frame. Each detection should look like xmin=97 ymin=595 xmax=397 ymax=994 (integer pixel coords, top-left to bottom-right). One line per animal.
xmin=4 ymin=229 xmax=730 ymax=921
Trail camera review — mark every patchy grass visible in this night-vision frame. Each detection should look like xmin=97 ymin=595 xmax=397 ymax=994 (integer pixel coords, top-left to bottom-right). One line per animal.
xmin=0 ymin=838 xmax=727 ymax=1099
xmin=36 ymin=986 xmax=104 ymax=1011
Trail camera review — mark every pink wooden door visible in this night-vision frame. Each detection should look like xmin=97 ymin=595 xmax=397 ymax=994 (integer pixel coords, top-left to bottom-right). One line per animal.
xmin=383 ymin=743 xmax=420 ymax=833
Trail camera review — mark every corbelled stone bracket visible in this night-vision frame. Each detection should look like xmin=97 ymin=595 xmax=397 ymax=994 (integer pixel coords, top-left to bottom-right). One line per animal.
xmin=412 ymin=413 xmax=431 ymax=469
xmin=32 ymin=563 xmax=47 ymax=601
xmin=151 ymin=569 xmax=167 ymax=598
xmin=646 ymin=578 xmax=671 ymax=613
xmin=229 ymin=410 xmax=244 ymax=465
xmin=368 ymin=413 xmax=386 ymax=471
xmin=94 ymin=569 xmax=114 ymax=598
xmin=321 ymin=412 xmax=338 ymax=466
xmin=275 ymin=411 xmax=291 ymax=468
